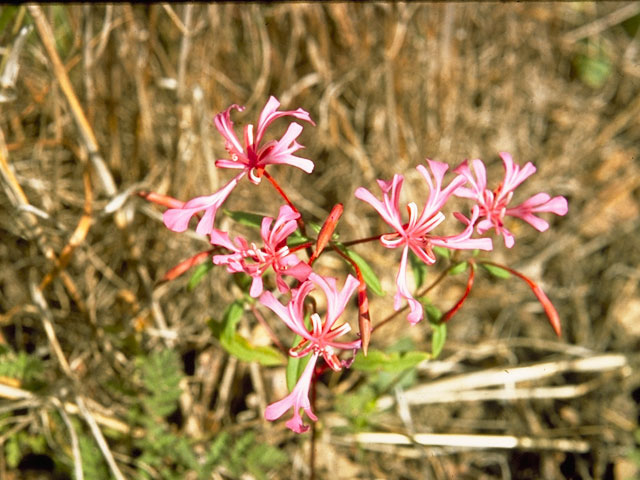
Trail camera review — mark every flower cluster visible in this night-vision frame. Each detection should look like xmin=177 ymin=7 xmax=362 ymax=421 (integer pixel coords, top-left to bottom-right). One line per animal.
xmin=150 ymin=96 xmax=568 ymax=434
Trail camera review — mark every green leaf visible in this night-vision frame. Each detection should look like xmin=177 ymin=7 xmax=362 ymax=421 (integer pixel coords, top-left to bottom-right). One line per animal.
xmin=448 ymin=261 xmax=468 ymax=276
xmin=286 ymin=347 xmax=311 ymax=392
xmin=221 ymin=334 xmax=284 ymax=366
xmin=409 ymin=251 xmax=428 ymax=289
xmin=187 ymin=261 xmax=214 ymax=291
xmin=423 ymin=302 xmax=442 ymax=323
xmin=574 ymin=53 xmax=611 ymax=89
xmin=432 ymin=246 xmax=451 ymax=259
xmin=482 ymin=263 xmax=511 ymax=279
xmin=0 ymin=7 xmax=19 ymax=36
xmin=137 ymin=350 xmax=183 ymax=417
xmin=5 ymin=434 xmax=21 ymax=468
xmin=341 ymin=248 xmax=385 ymax=296
xmin=224 ymin=209 xmax=265 ymax=229
xmin=210 ymin=301 xmax=285 ymax=366
xmin=572 ymin=40 xmax=612 ymax=89
xmin=430 ymin=320 xmax=447 ymax=359
xmin=287 ymin=231 xmax=311 ymax=248
xmin=352 ymin=349 xmax=429 ymax=373
xmin=308 ymin=222 xmax=322 ymax=234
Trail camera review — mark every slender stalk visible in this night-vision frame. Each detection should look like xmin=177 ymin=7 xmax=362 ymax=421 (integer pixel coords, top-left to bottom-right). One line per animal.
xmin=479 ymin=260 xmax=562 ymax=337
xmin=441 ymin=261 xmax=475 ymax=323
xmin=372 ymin=267 xmax=450 ymax=333
xmin=249 ymin=303 xmax=287 ymax=355
xmin=263 ymin=171 xmax=303 ymax=228
xmin=332 ymin=245 xmax=371 ymax=354
xmin=309 ymin=373 xmax=317 ymax=480
xmin=340 ymin=233 xmax=385 ymax=247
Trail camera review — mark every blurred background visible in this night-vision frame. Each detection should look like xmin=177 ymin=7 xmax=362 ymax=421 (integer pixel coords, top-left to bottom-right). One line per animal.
xmin=0 ymin=3 xmax=639 ymax=479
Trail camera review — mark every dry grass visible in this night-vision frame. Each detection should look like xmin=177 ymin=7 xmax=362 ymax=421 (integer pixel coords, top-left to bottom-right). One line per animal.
xmin=1 ymin=4 xmax=639 ymax=479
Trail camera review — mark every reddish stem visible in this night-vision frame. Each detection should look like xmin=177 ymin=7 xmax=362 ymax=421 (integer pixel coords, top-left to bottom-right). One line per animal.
xmin=480 ymin=260 xmax=562 ymax=337
xmin=332 ymin=246 xmax=372 ymax=355
xmin=441 ymin=261 xmax=475 ymax=323
xmin=249 ymin=303 xmax=287 ymax=355
xmin=263 ymin=171 xmax=304 ymax=230
xmin=340 ymin=233 xmax=386 ymax=247
xmin=158 ymin=249 xmax=213 ymax=285
xmin=372 ymin=267 xmax=450 ymax=333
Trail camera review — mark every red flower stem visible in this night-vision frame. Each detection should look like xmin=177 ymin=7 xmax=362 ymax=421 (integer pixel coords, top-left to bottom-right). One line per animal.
xmin=479 ymin=260 xmax=562 ymax=337
xmin=441 ymin=261 xmax=475 ymax=323
xmin=249 ymin=303 xmax=288 ymax=355
xmin=289 ymin=242 xmax=315 ymax=254
xmin=372 ymin=267 xmax=450 ymax=333
xmin=332 ymin=246 xmax=372 ymax=354
xmin=263 ymin=170 xmax=314 ymax=259
xmin=157 ymin=249 xmax=214 ymax=285
xmin=340 ymin=233 xmax=386 ymax=247
xmin=309 ymin=373 xmax=317 ymax=480
xmin=263 ymin=171 xmax=305 ymax=231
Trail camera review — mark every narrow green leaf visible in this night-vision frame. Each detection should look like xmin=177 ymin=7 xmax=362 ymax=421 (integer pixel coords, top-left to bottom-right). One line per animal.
xmin=224 ymin=209 xmax=265 ymax=229
xmin=448 ymin=261 xmax=468 ymax=276
xmin=287 ymin=231 xmax=311 ymax=248
xmin=211 ymin=301 xmax=285 ymax=366
xmin=286 ymin=347 xmax=311 ymax=392
xmin=187 ymin=261 xmax=214 ymax=291
xmin=352 ymin=349 xmax=429 ymax=373
xmin=409 ymin=251 xmax=428 ymax=289
xmin=423 ymin=302 xmax=442 ymax=323
xmin=342 ymin=248 xmax=384 ymax=296
xmin=0 ymin=7 xmax=19 ymax=35
xmin=482 ymin=263 xmax=511 ymax=279
xmin=221 ymin=334 xmax=284 ymax=366
xmin=432 ymin=246 xmax=451 ymax=259
xmin=308 ymin=222 xmax=322 ymax=234
xmin=430 ymin=321 xmax=447 ymax=359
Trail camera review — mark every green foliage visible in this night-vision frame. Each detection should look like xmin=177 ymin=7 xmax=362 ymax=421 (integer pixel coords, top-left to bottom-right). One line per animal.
xmin=340 ymin=247 xmax=385 ymax=296
xmin=0 ymin=6 xmax=20 ymax=38
xmin=423 ymin=300 xmax=442 ymax=324
xmin=187 ymin=261 xmax=214 ymax=291
xmin=209 ymin=300 xmax=285 ymax=366
xmin=77 ymin=424 xmax=110 ymax=479
xmin=203 ymin=432 xmax=287 ymax=480
xmin=0 ymin=346 xmax=44 ymax=388
xmin=286 ymin=343 xmax=311 ymax=392
xmin=448 ymin=261 xmax=468 ymax=276
xmin=572 ymin=39 xmax=612 ymax=89
xmin=409 ymin=250 xmax=428 ymax=289
xmin=335 ymin=384 xmax=378 ymax=430
xmin=136 ymin=349 xmax=184 ymax=418
xmin=223 ymin=209 xmax=265 ymax=229
xmin=2 ymin=428 xmax=47 ymax=469
xmin=352 ymin=349 xmax=429 ymax=373
xmin=430 ymin=319 xmax=447 ymax=359
xmin=481 ymin=263 xmax=512 ymax=279
xmin=339 ymin=338 xmax=425 ymax=430
xmin=432 ymin=246 xmax=451 ymax=260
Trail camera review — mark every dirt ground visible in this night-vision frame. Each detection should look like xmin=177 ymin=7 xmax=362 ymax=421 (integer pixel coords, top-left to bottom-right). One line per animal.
xmin=1 ymin=4 xmax=639 ymax=479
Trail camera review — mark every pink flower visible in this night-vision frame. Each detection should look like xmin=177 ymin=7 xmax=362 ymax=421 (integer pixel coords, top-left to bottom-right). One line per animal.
xmin=454 ymin=152 xmax=569 ymax=248
xmin=260 ymin=273 xmax=361 ymax=433
xmin=355 ymin=161 xmax=493 ymax=324
xmin=210 ymin=205 xmax=312 ymax=297
xmin=264 ymin=352 xmax=319 ymax=433
xmin=163 ymin=96 xmax=315 ymax=237
xmin=163 ymin=173 xmax=243 ymax=236
xmin=214 ymin=96 xmax=316 ymax=184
